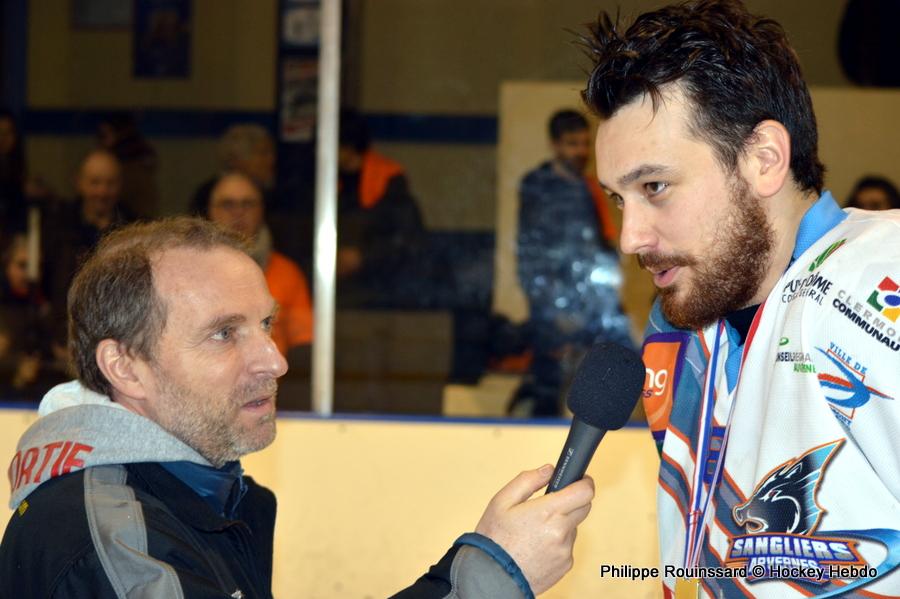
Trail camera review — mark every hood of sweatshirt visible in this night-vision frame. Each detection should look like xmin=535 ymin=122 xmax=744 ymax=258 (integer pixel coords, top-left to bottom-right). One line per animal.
xmin=8 ymin=380 xmax=211 ymax=508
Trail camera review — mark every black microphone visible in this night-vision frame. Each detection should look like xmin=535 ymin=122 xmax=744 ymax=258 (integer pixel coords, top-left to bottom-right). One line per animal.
xmin=546 ymin=342 xmax=645 ymax=493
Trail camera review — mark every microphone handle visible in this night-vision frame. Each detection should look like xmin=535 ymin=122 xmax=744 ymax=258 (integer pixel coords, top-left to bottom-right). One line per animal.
xmin=546 ymin=419 xmax=606 ymax=493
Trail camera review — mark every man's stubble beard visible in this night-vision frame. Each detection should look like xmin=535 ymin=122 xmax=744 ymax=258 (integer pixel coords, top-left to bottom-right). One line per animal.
xmin=641 ymin=175 xmax=775 ymax=330
xmin=153 ymin=368 xmax=278 ymax=468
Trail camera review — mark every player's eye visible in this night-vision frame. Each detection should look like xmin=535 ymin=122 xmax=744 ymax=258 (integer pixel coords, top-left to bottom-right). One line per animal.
xmin=644 ymin=181 xmax=669 ymax=196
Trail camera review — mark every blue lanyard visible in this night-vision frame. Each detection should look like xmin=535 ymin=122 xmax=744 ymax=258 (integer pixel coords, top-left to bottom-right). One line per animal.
xmin=684 ymin=321 xmax=728 ymax=566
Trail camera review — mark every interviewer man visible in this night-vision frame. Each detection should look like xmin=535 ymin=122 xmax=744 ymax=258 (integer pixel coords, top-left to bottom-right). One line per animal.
xmin=0 ymin=217 xmax=594 ymax=598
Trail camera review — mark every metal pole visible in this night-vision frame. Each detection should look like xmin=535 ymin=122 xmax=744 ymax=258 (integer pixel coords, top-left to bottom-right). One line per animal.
xmin=26 ymin=205 xmax=40 ymax=284
xmin=312 ymin=0 xmax=342 ymax=415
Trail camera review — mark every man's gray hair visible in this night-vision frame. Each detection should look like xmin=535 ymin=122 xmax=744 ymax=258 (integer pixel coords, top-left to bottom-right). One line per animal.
xmin=68 ymin=217 xmax=249 ymax=397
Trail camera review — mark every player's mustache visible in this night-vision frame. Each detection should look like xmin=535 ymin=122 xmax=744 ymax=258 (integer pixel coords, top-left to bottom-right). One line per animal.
xmin=637 ymin=252 xmax=696 ymax=272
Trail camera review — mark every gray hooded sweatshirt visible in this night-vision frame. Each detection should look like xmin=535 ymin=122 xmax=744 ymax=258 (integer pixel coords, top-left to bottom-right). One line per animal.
xmin=5 ymin=381 xmax=533 ymax=599
xmin=9 ymin=380 xmax=212 ymax=509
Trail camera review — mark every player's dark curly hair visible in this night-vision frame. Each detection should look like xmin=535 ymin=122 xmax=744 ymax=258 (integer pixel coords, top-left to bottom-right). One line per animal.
xmin=582 ymin=0 xmax=824 ymax=194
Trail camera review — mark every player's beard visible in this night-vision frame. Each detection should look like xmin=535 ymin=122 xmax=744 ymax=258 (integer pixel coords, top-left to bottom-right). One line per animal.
xmin=639 ymin=175 xmax=775 ymax=330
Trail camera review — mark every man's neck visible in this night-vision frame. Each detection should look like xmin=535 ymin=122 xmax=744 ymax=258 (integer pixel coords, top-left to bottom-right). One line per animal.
xmin=725 ymin=303 xmax=759 ymax=346
xmin=747 ymin=188 xmax=819 ymax=306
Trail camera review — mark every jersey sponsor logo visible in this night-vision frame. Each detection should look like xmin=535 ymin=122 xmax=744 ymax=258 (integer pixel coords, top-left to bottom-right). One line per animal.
xmin=808 ymin=239 xmax=846 ymax=272
xmin=774 ymin=341 xmax=816 ymax=374
xmin=645 ymin=367 xmax=669 ymax=397
xmin=815 ymin=344 xmax=892 ymax=425
xmin=641 ymin=334 xmax=685 ymax=442
xmin=833 ymin=288 xmax=900 ymax=352
xmin=782 ymin=272 xmax=833 ymax=306
xmin=867 ymin=276 xmax=900 ymax=323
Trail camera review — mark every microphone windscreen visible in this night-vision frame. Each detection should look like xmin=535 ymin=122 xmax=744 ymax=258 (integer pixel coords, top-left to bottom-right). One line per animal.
xmin=566 ymin=342 xmax=645 ymax=430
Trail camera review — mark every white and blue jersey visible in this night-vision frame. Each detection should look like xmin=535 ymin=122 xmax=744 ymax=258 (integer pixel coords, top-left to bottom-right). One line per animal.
xmin=641 ymin=192 xmax=900 ymax=597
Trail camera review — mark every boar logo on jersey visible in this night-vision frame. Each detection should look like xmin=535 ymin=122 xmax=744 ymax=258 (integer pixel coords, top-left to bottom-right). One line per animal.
xmin=733 ymin=441 xmax=843 ymax=535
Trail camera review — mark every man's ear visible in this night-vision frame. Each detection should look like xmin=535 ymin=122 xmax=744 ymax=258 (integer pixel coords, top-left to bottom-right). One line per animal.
xmin=95 ymin=339 xmax=149 ymax=400
xmin=741 ymin=119 xmax=791 ymax=198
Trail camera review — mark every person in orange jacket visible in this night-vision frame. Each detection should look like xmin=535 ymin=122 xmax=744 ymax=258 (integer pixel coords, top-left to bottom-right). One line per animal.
xmin=336 ymin=110 xmax=427 ymax=307
xmin=205 ymin=172 xmax=313 ymax=368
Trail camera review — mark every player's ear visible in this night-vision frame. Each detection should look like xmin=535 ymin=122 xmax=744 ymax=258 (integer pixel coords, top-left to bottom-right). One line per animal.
xmin=741 ymin=120 xmax=791 ymax=198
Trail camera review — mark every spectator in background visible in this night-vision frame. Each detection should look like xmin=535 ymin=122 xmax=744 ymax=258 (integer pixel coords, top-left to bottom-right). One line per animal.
xmin=845 ymin=175 xmax=900 ymax=210
xmin=0 ymin=234 xmax=63 ymax=399
xmin=0 ymin=110 xmax=27 ymax=234
xmin=204 ymin=171 xmax=313 ymax=380
xmin=97 ymin=112 xmax=160 ymax=219
xmin=335 ymin=109 xmax=427 ymax=307
xmin=190 ymin=124 xmax=312 ymax=270
xmin=43 ymin=150 xmax=133 ymax=348
xmin=191 ymin=124 xmax=276 ymax=215
xmin=514 ymin=109 xmax=633 ymax=416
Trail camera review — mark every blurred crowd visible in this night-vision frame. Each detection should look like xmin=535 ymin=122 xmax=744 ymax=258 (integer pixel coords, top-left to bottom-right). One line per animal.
xmin=1 ymin=106 xmax=894 ymax=410
xmin=0 ymin=109 xmax=431 ymax=401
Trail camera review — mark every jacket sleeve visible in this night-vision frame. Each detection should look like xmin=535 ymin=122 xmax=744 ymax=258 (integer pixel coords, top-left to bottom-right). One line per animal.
xmin=389 ymin=533 xmax=534 ymax=599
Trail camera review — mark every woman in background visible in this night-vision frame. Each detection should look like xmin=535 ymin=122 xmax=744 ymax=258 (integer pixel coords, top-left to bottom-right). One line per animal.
xmin=846 ymin=175 xmax=900 ymax=210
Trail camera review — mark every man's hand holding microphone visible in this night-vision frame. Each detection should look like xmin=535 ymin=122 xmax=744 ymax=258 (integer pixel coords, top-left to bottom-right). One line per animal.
xmin=472 ymin=343 xmax=645 ymax=594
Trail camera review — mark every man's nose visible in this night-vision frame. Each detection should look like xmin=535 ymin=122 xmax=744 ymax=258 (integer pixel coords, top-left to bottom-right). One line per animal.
xmin=247 ymin=331 xmax=289 ymax=379
xmin=618 ymin=200 xmax=657 ymax=256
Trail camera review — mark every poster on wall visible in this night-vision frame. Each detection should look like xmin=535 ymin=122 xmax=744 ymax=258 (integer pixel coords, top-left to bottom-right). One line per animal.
xmin=280 ymin=58 xmax=318 ymax=142
xmin=133 ymin=0 xmax=192 ymax=78
xmin=282 ymin=1 xmax=320 ymax=47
